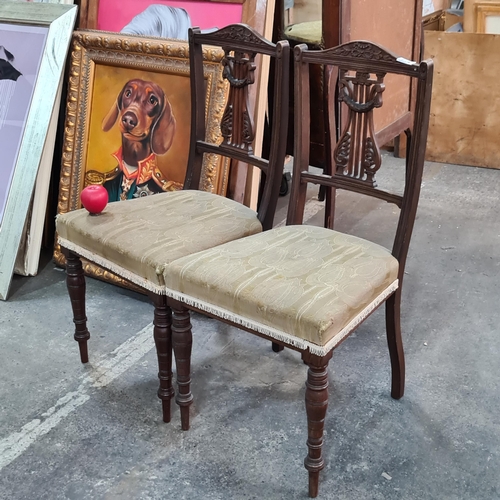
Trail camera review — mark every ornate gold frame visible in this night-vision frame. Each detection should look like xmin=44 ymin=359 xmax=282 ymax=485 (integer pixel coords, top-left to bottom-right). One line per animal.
xmin=75 ymin=0 xmax=273 ymax=205
xmin=476 ymin=2 xmax=500 ymax=33
xmin=54 ymin=30 xmax=229 ymax=289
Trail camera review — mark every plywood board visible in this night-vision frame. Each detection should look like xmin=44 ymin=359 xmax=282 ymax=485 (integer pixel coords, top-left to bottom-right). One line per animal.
xmin=424 ymin=31 xmax=500 ymax=168
xmin=464 ymin=0 xmax=475 ymax=31
xmin=348 ymin=0 xmax=417 ymax=131
xmin=433 ymin=0 xmax=450 ymax=10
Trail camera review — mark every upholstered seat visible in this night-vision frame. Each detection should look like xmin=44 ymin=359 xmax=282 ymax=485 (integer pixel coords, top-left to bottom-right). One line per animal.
xmin=165 ymin=225 xmax=399 ymax=355
xmin=56 ymin=190 xmax=262 ymax=292
xmin=284 ymin=21 xmax=322 ymax=45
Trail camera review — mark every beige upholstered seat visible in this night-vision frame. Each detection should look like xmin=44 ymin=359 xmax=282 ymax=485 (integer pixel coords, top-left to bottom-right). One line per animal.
xmin=284 ymin=21 xmax=322 ymax=45
xmin=56 ymin=190 xmax=262 ymax=292
xmin=165 ymin=225 xmax=399 ymax=355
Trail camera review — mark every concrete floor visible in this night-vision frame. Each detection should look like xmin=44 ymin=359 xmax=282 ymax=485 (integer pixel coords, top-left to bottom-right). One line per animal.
xmin=1 ymin=155 xmax=500 ymax=499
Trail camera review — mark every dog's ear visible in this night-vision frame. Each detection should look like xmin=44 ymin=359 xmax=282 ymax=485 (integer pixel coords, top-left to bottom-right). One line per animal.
xmin=102 ymin=102 xmax=119 ymax=132
xmin=102 ymin=87 xmax=124 ymax=132
xmin=151 ymin=97 xmax=176 ymax=155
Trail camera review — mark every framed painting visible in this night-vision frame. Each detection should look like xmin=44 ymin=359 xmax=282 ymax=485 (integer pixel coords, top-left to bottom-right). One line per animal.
xmin=0 ymin=2 xmax=77 ymax=300
xmin=53 ymin=30 xmax=229 ymax=289
xmin=77 ymin=0 xmax=274 ymax=205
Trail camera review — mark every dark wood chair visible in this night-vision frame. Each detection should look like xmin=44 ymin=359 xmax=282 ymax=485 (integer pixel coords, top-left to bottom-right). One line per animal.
xmin=56 ymin=25 xmax=290 ymax=423
xmin=162 ymin=41 xmax=433 ymax=497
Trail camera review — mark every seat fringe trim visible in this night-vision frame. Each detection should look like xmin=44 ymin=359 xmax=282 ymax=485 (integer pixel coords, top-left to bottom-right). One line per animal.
xmin=58 ymin=237 xmax=166 ymax=295
xmin=165 ymin=279 xmax=399 ymax=356
xmin=321 ymin=279 xmax=399 ymax=353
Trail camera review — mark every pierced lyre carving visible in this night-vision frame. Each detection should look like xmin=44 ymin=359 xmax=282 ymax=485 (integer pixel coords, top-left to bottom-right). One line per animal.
xmin=333 ymin=69 xmax=385 ymax=186
xmin=220 ymin=48 xmax=256 ymax=153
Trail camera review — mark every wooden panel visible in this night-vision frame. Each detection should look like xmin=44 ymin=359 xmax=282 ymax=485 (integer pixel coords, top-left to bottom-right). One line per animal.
xmin=347 ymin=0 xmax=418 ymax=132
xmin=464 ymin=0 xmax=476 ymax=31
xmin=433 ymin=0 xmax=450 ymax=10
xmin=424 ymin=32 xmax=500 ymax=168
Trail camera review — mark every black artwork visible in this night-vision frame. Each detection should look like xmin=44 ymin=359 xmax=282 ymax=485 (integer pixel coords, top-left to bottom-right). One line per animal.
xmin=0 ymin=46 xmax=22 ymax=81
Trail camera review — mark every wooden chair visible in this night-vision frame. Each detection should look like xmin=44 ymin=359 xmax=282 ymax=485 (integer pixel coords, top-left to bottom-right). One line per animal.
xmin=162 ymin=41 xmax=433 ymax=497
xmin=56 ymin=25 xmax=290 ymax=423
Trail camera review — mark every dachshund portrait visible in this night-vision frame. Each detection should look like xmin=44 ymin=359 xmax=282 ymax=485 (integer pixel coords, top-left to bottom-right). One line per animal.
xmin=93 ymin=78 xmax=179 ymax=202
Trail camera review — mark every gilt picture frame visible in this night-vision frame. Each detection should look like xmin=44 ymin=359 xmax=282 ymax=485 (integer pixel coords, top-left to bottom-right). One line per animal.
xmin=0 ymin=2 xmax=77 ymax=300
xmin=53 ymin=30 xmax=229 ymax=289
xmin=476 ymin=2 xmax=500 ymax=33
xmin=77 ymin=0 xmax=274 ymax=204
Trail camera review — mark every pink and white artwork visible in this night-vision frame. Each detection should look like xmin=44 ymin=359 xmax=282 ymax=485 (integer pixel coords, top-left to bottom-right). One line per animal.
xmin=98 ymin=0 xmax=243 ymax=35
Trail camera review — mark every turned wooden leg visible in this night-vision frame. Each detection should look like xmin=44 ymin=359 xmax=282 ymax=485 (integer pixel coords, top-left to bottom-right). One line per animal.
xmin=385 ymin=290 xmax=405 ymax=399
xmin=64 ymin=249 xmax=90 ymax=364
xmin=171 ymin=303 xmax=193 ymax=431
xmin=272 ymin=342 xmax=284 ymax=352
xmin=150 ymin=294 xmax=174 ymax=423
xmin=302 ymin=351 xmax=333 ymax=498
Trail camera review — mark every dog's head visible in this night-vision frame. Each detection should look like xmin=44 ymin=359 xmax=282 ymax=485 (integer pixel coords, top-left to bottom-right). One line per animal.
xmin=102 ymin=79 xmax=176 ymax=155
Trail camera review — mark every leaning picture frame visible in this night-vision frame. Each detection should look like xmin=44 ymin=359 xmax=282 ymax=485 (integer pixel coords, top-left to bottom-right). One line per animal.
xmin=0 ymin=2 xmax=77 ymax=300
xmin=12 ymin=0 xmax=75 ymax=278
xmin=53 ymin=30 xmax=229 ymax=289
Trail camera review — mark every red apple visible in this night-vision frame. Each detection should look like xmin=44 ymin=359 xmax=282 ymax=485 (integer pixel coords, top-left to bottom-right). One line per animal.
xmin=80 ymin=185 xmax=108 ymax=215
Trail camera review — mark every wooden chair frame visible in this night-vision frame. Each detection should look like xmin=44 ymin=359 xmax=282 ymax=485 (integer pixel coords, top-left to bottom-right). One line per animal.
xmin=62 ymin=24 xmax=290 ymax=423
xmin=166 ymin=41 xmax=433 ymax=497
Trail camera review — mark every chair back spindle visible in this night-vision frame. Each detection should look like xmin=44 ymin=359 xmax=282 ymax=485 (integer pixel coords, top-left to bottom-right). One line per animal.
xmin=220 ymin=46 xmax=256 ymax=153
xmin=334 ymin=68 xmax=385 ymax=185
xmin=185 ymin=25 xmax=290 ymax=230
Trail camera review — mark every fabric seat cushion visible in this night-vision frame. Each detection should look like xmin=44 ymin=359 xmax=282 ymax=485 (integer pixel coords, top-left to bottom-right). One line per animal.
xmin=165 ymin=225 xmax=399 ymax=355
xmin=56 ymin=190 xmax=262 ymax=292
xmin=284 ymin=21 xmax=322 ymax=45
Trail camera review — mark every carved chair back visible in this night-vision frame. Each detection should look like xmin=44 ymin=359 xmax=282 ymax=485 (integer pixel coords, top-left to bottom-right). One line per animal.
xmin=288 ymin=41 xmax=433 ymax=283
xmin=185 ymin=24 xmax=290 ymax=230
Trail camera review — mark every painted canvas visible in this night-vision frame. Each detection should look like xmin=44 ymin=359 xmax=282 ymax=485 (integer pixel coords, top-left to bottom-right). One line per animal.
xmin=94 ymin=0 xmax=243 ymax=189
xmin=98 ymin=0 xmax=243 ymax=34
xmin=85 ymin=65 xmax=191 ymax=202
xmin=0 ymin=24 xmax=47 ymax=225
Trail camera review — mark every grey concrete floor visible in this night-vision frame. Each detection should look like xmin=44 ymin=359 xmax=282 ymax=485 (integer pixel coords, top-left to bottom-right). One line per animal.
xmin=1 ymin=155 xmax=500 ymax=499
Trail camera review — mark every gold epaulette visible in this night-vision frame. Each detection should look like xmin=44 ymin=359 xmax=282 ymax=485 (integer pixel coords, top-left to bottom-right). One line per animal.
xmin=152 ymin=166 xmax=183 ymax=192
xmin=85 ymin=167 xmax=120 ymax=186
